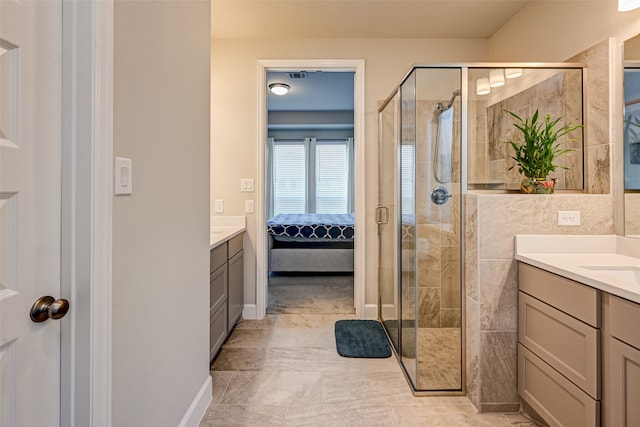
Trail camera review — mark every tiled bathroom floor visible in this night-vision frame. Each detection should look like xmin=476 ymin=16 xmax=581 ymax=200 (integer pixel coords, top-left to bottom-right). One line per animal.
xmin=198 ymin=277 xmax=539 ymax=426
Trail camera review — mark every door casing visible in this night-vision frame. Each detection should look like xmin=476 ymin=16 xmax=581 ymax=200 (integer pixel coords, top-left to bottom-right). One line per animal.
xmin=255 ymin=59 xmax=366 ymax=319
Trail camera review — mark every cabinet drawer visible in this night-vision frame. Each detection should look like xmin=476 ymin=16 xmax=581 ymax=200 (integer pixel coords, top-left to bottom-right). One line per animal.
xmin=210 ymin=304 xmax=227 ymax=362
xmin=210 ymin=243 xmax=227 ymax=273
xmin=519 ymin=263 xmax=601 ymax=327
xmin=210 ymin=264 xmax=227 ymax=313
xmin=607 ymin=294 xmax=640 ymax=350
xmin=519 ymin=344 xmax=599 ymax=427
xmin=228 ymin=233 xmax=243 ymax=258
xmin=519 ymin=292 xmax=600 ymax=398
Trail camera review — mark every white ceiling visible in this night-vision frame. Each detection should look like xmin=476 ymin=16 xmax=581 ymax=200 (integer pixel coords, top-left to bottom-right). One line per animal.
xmin=211 ymin=0 xmax=531 ymax=40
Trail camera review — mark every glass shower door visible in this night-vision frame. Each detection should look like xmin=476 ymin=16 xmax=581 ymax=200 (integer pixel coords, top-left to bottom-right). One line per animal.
xmin=378 ymin=91 xmax=400 ymax=352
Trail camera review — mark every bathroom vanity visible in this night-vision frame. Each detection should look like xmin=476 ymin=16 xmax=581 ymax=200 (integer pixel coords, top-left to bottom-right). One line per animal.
xmin=515 ymin=235 xmax=640 ymax=427
xmin=210 ymin=218 xmax=245 ymax=362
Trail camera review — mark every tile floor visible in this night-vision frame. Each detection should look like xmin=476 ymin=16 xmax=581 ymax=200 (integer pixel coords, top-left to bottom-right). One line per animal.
xmin=198 ymin=276 xmax=540 ymax=426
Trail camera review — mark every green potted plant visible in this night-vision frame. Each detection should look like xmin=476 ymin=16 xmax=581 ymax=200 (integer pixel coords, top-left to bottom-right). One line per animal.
xmin=504 ymin=108 xmax=582 ymax=194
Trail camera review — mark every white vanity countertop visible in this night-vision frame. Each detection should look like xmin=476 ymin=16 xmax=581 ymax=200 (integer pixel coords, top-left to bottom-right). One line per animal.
xmin=515 ymin=235 xmax=640 ymax=304
xmin=210 ymin=216 xmax=246 ymax=249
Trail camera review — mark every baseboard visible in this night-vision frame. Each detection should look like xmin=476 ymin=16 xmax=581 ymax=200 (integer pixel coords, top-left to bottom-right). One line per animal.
xmin=364 ymin=304 xmax=378 ymax=319
xmin=242 ymin=304 xmax=258 ymax=320
xmin=177 ymin=375 xmax=212 ymax=427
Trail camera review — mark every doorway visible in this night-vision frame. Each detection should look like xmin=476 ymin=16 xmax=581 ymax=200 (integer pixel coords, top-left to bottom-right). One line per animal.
xmin=255 ymin=59 xmax=365 ymax=319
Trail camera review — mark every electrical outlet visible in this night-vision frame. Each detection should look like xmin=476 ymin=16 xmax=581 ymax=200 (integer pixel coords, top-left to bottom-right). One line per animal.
xmin=558 ymin=210 xmax=580 ymax=226
xmin=214 ymin=199 xmax=224 ymax=213
xmin=245 ymin=199 xmax=254 ymax=213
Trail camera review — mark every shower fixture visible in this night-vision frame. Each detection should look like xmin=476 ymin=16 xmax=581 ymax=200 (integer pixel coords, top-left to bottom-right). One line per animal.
xmin=436 ymin=89 xmax=461 ymax=112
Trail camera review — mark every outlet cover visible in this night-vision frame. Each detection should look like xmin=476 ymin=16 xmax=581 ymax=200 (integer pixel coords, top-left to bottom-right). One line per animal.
xmin=558 ymin=210 xmax=580 ymax=226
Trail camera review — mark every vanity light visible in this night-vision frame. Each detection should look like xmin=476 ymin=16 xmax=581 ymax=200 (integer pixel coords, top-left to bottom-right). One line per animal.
xmin=489 ymin=69 xmax=505 ymax=87
xmin=268 ymin=83 xmax=290 ymax=96
xmin=505 ymin=68 xmax=523 ymax=79
xmin=619 ymin=0 xmax=640 ymax=11
xmin=476 ymin=78 xmax=491 ymax=95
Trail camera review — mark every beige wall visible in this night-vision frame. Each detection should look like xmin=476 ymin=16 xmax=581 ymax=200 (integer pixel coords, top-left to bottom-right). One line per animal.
xmin=211 ymin=37 xmax=489 ymax=307
xmin=113 ymin=1 xmax=211 ymax=426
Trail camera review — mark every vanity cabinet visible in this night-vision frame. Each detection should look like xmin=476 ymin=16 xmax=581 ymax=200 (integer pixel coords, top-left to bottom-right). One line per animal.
xmin=209 ymin=232 xmax=244 ymax=362
xmin=603 ymin=294 xmax=640 ymax=427
xmin=517 ymin=262 xmax=601 ymax=427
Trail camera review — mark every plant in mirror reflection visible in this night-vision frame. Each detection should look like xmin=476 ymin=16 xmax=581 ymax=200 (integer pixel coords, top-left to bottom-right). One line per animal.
xmin=504 ymin=108 xmax=583 ymax=180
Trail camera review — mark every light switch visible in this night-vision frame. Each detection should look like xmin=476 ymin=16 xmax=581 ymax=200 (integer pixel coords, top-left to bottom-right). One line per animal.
xmin=215 ymin=199 xmax=224 ymax=213
xmin=245 ymin=199 xmax=254 ymax=213
xmin=241 ymin=178 xmax=254 ymax=192
xmin=114 ymin=157 xmax=133 ymax=195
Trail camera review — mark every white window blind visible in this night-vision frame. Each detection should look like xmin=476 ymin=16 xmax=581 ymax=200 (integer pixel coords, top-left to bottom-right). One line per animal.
xmin=401 ymin=144 xmax=415 ymax=216
xmin=315 ymin=143 xmax=349 ymax=213
xmin=272 ymin=142 xmax=306 ymax=214
xmin=269 ymin=138 xmax=353 ymax=216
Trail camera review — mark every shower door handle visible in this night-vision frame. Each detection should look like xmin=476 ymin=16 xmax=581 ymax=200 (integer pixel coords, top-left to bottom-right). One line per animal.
xmin=431 ymin=186 xmax=452 ymax=205
xmin=375 ymin=206 xmax=389 ymax=224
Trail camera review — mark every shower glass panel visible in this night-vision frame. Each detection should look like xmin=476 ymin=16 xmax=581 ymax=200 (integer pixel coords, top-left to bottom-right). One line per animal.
xmin=379 ymin=67 xmax=462 ymax=392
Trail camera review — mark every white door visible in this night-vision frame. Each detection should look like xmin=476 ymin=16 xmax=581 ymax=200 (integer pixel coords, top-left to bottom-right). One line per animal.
xmin=0 ymin=1 xmax=64 ymax=426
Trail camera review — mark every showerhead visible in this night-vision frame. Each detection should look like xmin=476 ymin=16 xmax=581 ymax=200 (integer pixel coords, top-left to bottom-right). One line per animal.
xmin=437 ymin=89 xmax=461 ymax=112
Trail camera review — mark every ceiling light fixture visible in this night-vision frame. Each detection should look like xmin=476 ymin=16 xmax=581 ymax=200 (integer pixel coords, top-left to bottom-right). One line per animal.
xmin=476 ymin=78 xmax=490 ymax=95
xmin=489 ymin=69 xmax=505 ymax=88
xmin=505 ymin=68 xmax=523 ymax=79
xmin=268 ymin=83 xmax=290 ymax=96
xmin=619 ymin=0 xmax=640 ymax=11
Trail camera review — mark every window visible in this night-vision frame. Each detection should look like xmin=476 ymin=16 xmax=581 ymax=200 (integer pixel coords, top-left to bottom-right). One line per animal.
xmin=268 ymin=138 xmax=353 ymax=216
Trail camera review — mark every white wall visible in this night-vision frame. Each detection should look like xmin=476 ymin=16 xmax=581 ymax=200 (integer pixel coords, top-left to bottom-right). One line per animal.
xmin=488 ymin=0 xmax=640 ymax=62
xmin=112 ymin=2 xmax=211 ymax=426
xmin=211 ymin=37 xmax=489 ymax=308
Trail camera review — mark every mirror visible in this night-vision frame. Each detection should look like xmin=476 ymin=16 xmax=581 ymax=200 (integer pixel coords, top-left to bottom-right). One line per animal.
xmin=624 ymin=34 xmax=640 ymax=237
xmin=467 ymin=66 xmax=585 ymax=191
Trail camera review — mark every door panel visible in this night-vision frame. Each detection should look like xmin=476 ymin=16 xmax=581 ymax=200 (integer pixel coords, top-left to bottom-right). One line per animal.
xmin=0 ymin=1 xmax=63 ymax=426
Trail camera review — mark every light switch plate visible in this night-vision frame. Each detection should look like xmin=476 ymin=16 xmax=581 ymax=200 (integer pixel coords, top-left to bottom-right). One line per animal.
xmin=241 ymin=178 xmax=254 ymax=192
xmin=114 ymin=157 xmax=133 ymax=195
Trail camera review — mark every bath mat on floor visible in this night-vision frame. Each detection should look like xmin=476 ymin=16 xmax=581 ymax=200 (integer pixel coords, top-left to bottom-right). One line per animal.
xmin=334 ymin=320 xmax=392 ymax=358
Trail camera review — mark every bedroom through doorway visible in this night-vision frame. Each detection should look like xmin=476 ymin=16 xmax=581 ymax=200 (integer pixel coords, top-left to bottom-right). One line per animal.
xmin=265 ymin=70 xmax=356 ymax=315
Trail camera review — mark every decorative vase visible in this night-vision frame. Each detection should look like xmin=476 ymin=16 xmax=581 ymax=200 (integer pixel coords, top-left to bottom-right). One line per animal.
xmin=520 ymin=177 xmax=557 ymax=194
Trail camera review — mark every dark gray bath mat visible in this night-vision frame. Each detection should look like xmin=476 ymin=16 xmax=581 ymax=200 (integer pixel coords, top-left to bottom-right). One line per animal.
xmin=334 ymin=319 xmax=392 ymax=358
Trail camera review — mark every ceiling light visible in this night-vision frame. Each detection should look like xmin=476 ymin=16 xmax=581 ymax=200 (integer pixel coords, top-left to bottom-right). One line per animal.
xmin=476 ymin=78 xmax=490 ymax=95
xmin=268 ymin=83 xmax=290 ymax=96
xmin=619 ymin=0 xmax=640 ymax=11
xmin=505 ymin=68 xmax=523 ymax=79
xmin=489 ymin=69 xmax=505 ymax=87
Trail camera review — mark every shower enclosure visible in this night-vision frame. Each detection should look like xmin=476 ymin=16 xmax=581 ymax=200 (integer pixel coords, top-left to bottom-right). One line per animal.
xmin=377 ymin=64 xmax=585 ymax=393
xmin=378 ymin=67 xmax=463 ymax=392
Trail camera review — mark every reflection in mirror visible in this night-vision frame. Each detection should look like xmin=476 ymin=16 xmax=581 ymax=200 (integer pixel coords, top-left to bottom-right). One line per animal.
xmin=624 ymin=35 xmax=640 ymax=237
xmin=467 ymin=67 xmax=585 ymax=191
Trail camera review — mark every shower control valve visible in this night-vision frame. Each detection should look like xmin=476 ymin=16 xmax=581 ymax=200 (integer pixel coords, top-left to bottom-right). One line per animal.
xmin=431 ymin=186 xmax=452 ymax=205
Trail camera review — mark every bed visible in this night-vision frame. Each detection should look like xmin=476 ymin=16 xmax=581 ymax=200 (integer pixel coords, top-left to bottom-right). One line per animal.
xmin=267 ymin=213 xmax=354 ymax=272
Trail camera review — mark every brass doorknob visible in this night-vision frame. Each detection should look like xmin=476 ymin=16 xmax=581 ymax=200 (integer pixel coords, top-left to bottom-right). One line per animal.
xmin=30 ymin=296 xmax=70 ymax=323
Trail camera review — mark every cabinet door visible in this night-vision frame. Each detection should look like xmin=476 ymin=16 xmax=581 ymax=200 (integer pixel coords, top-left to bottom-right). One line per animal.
xmin=227 ymin=249 xmax=244 ymax=331
xmin=210 ymin=264 xmax=227 ymax=313
xmin=609 ymin=337 xmax=640 ymax=427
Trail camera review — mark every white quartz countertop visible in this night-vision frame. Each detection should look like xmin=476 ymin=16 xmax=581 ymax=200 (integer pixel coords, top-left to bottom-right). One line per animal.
xmin=210 ymin=216 xmax=246 ymax=249
xmin=515 ymin=235 xmax=640 ymax=304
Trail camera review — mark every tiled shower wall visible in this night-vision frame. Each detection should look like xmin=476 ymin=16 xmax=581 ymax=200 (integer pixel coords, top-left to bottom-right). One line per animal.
xmin=465 ymin=39 xmax=614 ymax=412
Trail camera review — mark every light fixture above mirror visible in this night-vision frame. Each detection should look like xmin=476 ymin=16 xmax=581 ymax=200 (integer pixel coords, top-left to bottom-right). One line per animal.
xmin=268 ymin=83 xmax=290 ymax=96
xmin=619 ymin=0 xmax=640 ymax=11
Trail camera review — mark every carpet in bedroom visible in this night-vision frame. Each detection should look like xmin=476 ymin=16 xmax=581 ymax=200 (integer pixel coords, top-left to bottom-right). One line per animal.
xmin=267 ymin=273 xmax=355 ymax=314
